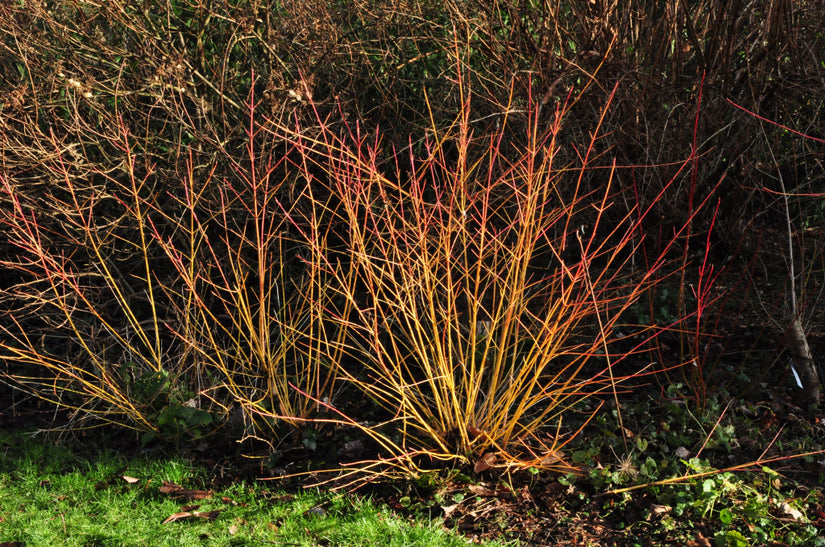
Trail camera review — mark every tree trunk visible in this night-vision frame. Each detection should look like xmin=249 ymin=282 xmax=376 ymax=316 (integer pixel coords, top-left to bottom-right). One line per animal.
xmin=786 ymin=317 xmax=820 ymax=408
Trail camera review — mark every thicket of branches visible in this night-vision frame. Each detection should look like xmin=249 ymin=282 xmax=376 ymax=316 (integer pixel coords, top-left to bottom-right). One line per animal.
xmin=1 ymin=0 xmax=824 ymax=453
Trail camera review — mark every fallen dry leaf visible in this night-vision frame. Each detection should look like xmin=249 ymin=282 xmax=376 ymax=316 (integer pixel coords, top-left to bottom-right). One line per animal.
xmin=686 ymin=531 xmax=712 ymax=547
xmin=441 ymin=503 xmax=461 ymax=518
xmin=474 ymin=452 xmax=497 ymax=473
xmin=468 ymin=484 xmax=496 ymax=497
xmin=540 ymin=450 xmax=565 ymax=466
xmin=162 ymin=510 xmax=221 ymax=524
xmin=777 ymin=501 xmax=804 ymax=521
xmin=159 ymin=481 xmax=213 ymax=501
xmin=467 ymin=426 xmax=488 ymax=442
xmin=162 ymin=511 xmax=193 ymax=524
xmin=122 ymin=476 xmax=140 ymax=484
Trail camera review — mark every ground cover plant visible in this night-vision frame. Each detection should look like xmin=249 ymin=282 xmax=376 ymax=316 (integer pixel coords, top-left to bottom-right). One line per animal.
xmin=466 ymin=390 xmax=825 ymax=546
xmin=2 ymin=0 xmax=825 ymax=545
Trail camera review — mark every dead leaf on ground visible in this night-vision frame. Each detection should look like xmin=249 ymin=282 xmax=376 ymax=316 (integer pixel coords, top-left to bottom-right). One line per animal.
xmin=540 ymin=450 xmax=565 ymax=466
xmin=687 ymin=531 xmax=712 ymax=547
xmin=778 ymin=501 xmax=804 ymax=521
xmin=441 ymin=503 xmax=462 ymax=517
xmin=467 ymin=426 xmax=489 ymax=442
xmin=474 ymin=452 xmax=497 ymax=473
xmin=162 ymin=509 xmax=221 ymax=524
xmin=468 ymin=484 xmax=496 ymax=497
xmin=159 ymin=480 xmax=213 ymax=500
xmin=122 ymin=475 xmax=140 ymax=484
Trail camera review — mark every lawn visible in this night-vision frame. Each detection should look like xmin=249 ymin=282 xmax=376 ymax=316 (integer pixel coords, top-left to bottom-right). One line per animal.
xmin=0 ymin=429 xmax=499 ymax=547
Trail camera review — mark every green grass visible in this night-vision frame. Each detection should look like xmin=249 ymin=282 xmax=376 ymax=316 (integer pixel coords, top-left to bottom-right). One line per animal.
xmin=0 ymin=430 xmax=498 ymax=546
